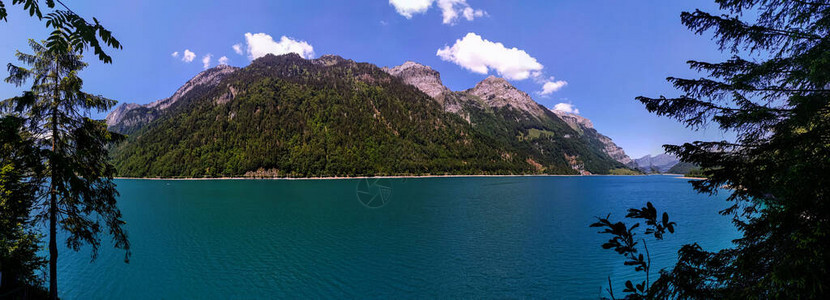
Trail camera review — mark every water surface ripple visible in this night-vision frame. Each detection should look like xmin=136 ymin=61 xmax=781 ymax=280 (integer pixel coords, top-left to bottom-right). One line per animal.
xmin=53 ymin=175 xmax=736 ymax=299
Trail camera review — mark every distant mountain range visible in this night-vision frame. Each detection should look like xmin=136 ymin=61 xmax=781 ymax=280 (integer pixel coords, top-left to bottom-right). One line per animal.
xmin=106 ymin=54 xmax=635 ymax=178
xmin=632 ymin=153 xmax=680 ymax=173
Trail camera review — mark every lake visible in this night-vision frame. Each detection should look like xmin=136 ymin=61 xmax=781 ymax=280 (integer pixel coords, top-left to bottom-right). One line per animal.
xmin=52 ymin=175 xmax=737 ymax=299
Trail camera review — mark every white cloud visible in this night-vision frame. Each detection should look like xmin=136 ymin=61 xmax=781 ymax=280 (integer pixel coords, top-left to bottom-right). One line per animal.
xmin=233 ymin=44 xmax=243 ymax=55
xmin=540 ymin=79 xmax=568 ymax=95
xmin=437 ymin=0 xmax=486 ymax=24
xmin=437 ymin=32 xmax=543 ymax=80
xmin=171 ymin=51 xmax=179 ymax=58
xmin=553 ymin=103 xmax=579 ymax=114
xmin=389 ymin=0 xmax=485 ymax=24
xmin=182 ymin=49 xmax=196 ymax=63
xmin=243 ymin=33 xmax=315 ymax=60
xmin=462 ymin=6 xmax=486 ymax=21
xmin=218 ymin=56 xmax=229 ymax=65
xmin=202 ymin=54 xmax=212 ymax=69
xmin=389 ymin=0 xmax=433 ymax=18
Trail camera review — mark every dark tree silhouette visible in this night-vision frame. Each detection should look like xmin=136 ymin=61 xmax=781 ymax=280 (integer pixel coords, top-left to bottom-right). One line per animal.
xmin=0 ymin=0 xmax=121 ymax=63
xmin=1 ymin=2 xmax=122 ymax=299
xmin=596 ymin=1 xmax=830 ymax=298
xmin=0 ymin=116 xmax=47 ymax=297
xmin=4 ymin=40 xmax=129 ymax=300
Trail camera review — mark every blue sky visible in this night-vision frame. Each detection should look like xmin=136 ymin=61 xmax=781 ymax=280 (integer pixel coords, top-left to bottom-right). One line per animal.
xmin=0 ymin=0 xmax=735 ymax=158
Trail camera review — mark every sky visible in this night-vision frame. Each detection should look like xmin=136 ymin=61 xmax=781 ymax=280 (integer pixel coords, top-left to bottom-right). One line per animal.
xmin=0 ymin=0 xmax=737 ymax=158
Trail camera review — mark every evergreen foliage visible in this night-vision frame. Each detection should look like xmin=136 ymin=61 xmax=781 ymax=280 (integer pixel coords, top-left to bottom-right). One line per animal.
xmin=3 ymin=40 xmax=129 ymax=299
xmin=457 ymin=102 xmax=627 ymax=174
xmin=113 ymin=54 xmax=545 ymax=177
xmin=0 ymin=0 xmax=121 ymax=63
xmin=609 ymin=168 xmax=642 ymax=176
xmin=0 ymin=116 xmax=47 ymax=297
xmin=1 ymin=2 xmax=122 ymax=298
xmin=596 ymin=0 xmax=830 ymax=298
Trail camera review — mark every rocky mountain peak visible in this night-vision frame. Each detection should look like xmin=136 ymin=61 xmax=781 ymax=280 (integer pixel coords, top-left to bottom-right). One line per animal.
xmin=106 ymin=64 xmax=239 ymax=131
xmin=551 ymin=109 xmax=594 ymax=129
xmin=146 ymin=64 xmax=239 ymax=110
xmin=477 ymin=75 xmax=510 ymax=87
xmin=468 ymin=75 xmax=545 ymax=117
xmin=389 ymin=61 xmax=428 ymax=71
xmin=383 ymin=61 xmax=449 ymax=99
xmin=105 ymin=103 xmax=141 ymax=127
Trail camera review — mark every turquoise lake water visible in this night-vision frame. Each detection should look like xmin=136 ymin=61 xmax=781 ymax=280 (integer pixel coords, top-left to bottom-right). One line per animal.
xmin=51 ymin=175 xmax=737 ymax=299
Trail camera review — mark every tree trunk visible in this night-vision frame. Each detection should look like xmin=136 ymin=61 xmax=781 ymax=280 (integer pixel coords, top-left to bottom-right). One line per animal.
xmin=49 ymin=59 xmax=59 ymax=300
xmin=49 ymin=187 xmax=57 ymax=300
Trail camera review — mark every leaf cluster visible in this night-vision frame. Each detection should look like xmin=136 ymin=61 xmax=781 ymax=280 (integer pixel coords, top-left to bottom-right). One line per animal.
xmin=591 ymin=202 xmax=677 ymax=300
xmin=619 ymin=0 xmax=830 ymax=298
xmin=0 ymin=0 xmax=121 ymax=63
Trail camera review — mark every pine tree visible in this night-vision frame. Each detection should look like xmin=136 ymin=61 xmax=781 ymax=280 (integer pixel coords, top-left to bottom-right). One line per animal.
xmin=4 ymin=39 xmax=129 ymax=300
xmin=0 ymin=116 xmax=47 ymax=296
xmin=597 ymin=1 xmax=830 ymax=298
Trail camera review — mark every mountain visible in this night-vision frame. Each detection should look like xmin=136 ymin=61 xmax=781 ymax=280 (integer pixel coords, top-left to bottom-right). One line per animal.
xmin=106 ymin=64 xmax=240 ymax=134
xmin=382 ymin=61 xmax=634 ymax=173
xmin=464 ymin=75 xmax=549 ymax=118
xmin=382 ymin=61 xmax=450 ymax=100
xmin=107 ymin=54 xmax=632 ymax=177
xmin=550 ymin=110 xmax=633 ymax=167
xmin=633 ymin=153 xmax=679 ymax=173
xmin=666 ymin=161 xmax=698 ymax=174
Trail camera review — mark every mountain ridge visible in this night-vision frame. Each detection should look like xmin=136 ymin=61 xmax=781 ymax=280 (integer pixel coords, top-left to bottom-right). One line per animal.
xmin=378 ymin=61 xmax=634 ymax=168
xmin=633 ymin=153 xmax=679 ymax=173
xmin=106 ymin=64 xmax=240 ymax=134
xmin=107 ymin=53 xmax=634 ymax=177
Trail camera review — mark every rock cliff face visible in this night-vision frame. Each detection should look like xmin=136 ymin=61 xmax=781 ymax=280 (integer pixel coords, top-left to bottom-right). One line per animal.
xmin=466 ymin=75 xmax=547 ymax=118
xmin=598 ymin=135 xmax=634 ymax=166
xmin=105 ymin=103 xmax=142 ymax=127
xmin=106 ymin=64 xmax=240 ymax=133
xmin=551 ymin=110 xmax=633 ymax=166
xmin=381 ymin=61 xmax=470 ymax=114
xmin=551 ymin=110 xmax=593 ymax=130
xmin=383 ymin=62 xmax=450 ymax=99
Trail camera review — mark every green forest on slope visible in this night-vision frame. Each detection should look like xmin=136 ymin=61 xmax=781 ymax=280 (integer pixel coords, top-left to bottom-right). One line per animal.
xmin=456 ymin=101 xmax=626 ymax=174
xmin=112 ymin=54 xmax=538 ymax=177
xmin=111 ymin=54 xmax=626 ymax=178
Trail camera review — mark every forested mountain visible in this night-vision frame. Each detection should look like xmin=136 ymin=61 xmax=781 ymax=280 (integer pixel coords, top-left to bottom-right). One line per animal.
xmin=382 ymin=61 xmax=634 ymax=174
xmin=107 ymin=54 xmax=631 ymax=177
xmin=666 ymin=161 xmax=698 ymax=175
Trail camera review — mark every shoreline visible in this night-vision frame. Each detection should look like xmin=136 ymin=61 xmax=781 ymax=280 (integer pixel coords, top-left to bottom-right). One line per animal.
xmin=115 ymin=173 xmax=655 ymax=181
